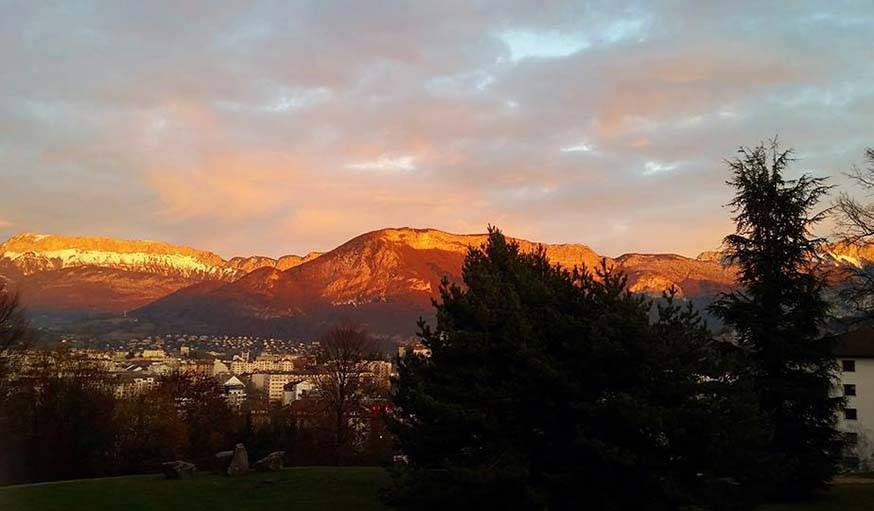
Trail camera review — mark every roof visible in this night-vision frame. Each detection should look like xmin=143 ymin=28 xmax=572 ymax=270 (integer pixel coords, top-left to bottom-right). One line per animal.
xmin=834 ymin=328 xmax=874 ymax=358
xmin=223 ymin=375 xmax=245 ymax=387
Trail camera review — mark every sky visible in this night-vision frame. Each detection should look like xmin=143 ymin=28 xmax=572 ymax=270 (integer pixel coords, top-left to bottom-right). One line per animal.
xmin=1 ymin=1 xmax=873 ymax=259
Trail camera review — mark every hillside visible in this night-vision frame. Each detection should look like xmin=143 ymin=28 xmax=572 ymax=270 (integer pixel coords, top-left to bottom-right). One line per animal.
xmin=135 ymin=228 xmax=723 ymax=337
xmin=4 ymin=228 xmax=873 ymax=338
xmin=0 ymin=234 xmax=319 ymax=314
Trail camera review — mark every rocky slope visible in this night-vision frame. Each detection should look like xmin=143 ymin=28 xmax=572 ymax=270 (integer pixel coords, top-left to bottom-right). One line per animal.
xmin=5 ymin=228 xmax=873 ymax=337
xmin=0 ymin=233 xmax=319 ymax=313
xmin=1 ymin=233 xmax=235 ymax=280
xmin=135 ymin=228 xmax=720 ymax=337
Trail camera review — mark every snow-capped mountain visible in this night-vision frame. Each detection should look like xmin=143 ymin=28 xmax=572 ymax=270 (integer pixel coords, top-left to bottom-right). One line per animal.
xmin=0 ymin=233 xmax=319 ymax=313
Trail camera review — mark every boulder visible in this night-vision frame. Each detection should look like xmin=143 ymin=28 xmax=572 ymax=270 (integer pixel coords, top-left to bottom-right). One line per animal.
xmin=162 ymin=460 xmax=196 ymax=479
xmin=226 ymin=443 xmax=249 ymax=476
xmin=214 ymin=450 xmax=234 ymax=474
xmin=254 ymin=451 xmax=285 ymax=472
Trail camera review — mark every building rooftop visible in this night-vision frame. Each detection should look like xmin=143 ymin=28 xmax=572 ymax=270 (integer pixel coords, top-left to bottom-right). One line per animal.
xmin=834 ymin=328 xmax=874 ymax=358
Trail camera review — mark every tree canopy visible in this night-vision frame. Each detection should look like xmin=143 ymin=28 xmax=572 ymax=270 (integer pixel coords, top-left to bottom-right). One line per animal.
xmin=388 ymin=228 xmax=764 ymax=510
xmin=710 ymin=140 xmax=843 ymax=498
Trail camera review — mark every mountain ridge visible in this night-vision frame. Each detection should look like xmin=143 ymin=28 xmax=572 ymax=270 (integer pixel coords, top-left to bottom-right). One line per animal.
xmin=134 ymin=228 xmax=728 ymax=337
xmin=2 ymin=228 xmax=871 ymax=337
xmin=0 ymin=233 xmax=321 ymax=280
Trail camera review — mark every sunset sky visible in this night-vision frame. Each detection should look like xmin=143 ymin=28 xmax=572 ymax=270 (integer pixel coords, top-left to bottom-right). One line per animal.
xmin=2 ymin=1 xmax=872 ymax=258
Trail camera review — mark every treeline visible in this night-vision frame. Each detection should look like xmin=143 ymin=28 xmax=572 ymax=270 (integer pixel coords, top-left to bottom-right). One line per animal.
xmin=0 ymin=329 xmax=393 ymax=485
xmin=385 ymin=142 xmax=873 ymax=510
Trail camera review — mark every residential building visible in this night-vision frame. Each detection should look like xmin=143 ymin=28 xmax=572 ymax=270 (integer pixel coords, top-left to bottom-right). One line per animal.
xmin=267 ymin=373 xmax=298 ymax=402
xmin=222 ymin=375 xmax=247 ymax=409
xmin=140 ymin=349 xmax=167 ymax=360
xmin=250 ymin=372 xmax=302 ymax=402
xmin=282 ymin=379 xmax=316 ymax=405
xmin=398 ymin=342 xmax=430 ymax=358
xmin=115 ymin=373 xmax=158 ymax=399
xmin=835 ymin=329 xmax=874 ymax=471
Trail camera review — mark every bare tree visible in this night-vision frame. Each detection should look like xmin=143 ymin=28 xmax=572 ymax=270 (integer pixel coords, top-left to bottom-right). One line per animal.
xmin=312 ymin=326 xmax=375 ymax=464
xmin=835 ymin=148 xmax=874 ymax=243
xmin=0 ymin=281 xmax=30 ymax=385
xmin=834 ymin=148 xmax=874 ymax=320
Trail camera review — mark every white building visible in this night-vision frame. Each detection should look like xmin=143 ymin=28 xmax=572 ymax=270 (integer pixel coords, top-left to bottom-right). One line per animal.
xmin=282 ymin=379 xmax=316 ymax=405
xmin=250 ymin=373 xmax=301 ymax=402
xmin=140 ymin=349 xmax=167 ymax=360
xmin=222 ymin=375 xmax=247 ymax=409
xmin=835 ymin=329 xmax=874 ymax=471
xmin=267 ymin=374 xmax=298 ymax=402
xmin=115 ymin=374 xmax=158 ymax=399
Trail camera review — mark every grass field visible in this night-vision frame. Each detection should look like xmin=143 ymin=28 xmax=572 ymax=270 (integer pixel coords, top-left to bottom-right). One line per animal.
xmin=761 ymin=484 xmax=874 ymax=511
xmin=0 ymin=467 xmax=390 ymax=511
xmin=1 ymin=467 xmax=871 ymax=511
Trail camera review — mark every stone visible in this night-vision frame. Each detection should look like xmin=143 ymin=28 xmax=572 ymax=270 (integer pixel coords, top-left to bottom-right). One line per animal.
xmin=226 ymin=443 xmax=249 ymax=476
xmin=162 ymin=460 xmax=196 ymax=479
xmin=214 ymin=450 xmax=234 ymax=474
xmin=253 ymin=451 xmax=285 ymax=472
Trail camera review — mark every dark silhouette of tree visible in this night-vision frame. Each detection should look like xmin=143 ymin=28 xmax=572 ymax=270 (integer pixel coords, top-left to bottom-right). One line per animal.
xmin=0 ymin=281 xmax=30 ymax=386
xmin=833 ymin=148 xmax=874 ymax=321
xmin=710 ymin=140 xmax=843 ymax=498
xmin=313 ymin=326 xmax=376 ymax=465
xmin=156 ymin=372 xmax=237 ymax=467
xmin=388 ymin=228 xmax=764 ymax=510
xmin=113 ymin=385 xmax=188 ymax=474
xmin=0 ymin=350 xmax=118 ymax=484
xmin=835 ymin=148 xmax=874 ymax=244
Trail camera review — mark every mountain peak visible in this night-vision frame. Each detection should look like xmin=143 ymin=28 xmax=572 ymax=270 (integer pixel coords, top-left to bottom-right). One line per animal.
xmin=0 ymin=232 xmax=233 ymax=280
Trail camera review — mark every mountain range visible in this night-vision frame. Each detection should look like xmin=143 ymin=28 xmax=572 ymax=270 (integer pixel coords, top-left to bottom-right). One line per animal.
xmin=1 ymin=228 xmax=867 ymax=339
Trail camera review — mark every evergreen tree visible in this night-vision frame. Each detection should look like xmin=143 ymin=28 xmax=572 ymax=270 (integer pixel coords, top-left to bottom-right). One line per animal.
xmin=710 ymin=140 xmax=843 ymax=498
xmin=387 ymin=228 xmax=764 ymax=510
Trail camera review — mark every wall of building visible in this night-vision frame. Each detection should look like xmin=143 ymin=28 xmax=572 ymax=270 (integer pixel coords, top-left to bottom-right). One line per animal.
xmin=837 ymin=357 xmax=874 ymax=470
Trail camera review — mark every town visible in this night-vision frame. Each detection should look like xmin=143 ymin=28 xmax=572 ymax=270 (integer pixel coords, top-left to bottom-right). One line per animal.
xmin=26 ymin=332 xmax=408 ymax=413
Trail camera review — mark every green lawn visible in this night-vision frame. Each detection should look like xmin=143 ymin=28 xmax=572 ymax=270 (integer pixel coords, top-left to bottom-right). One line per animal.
xmin=761 ymin=484 xmax=874 ymax=511
xmin=1 ymin=467 xmax=872 ymax=511
xmin=0 ymin=467 xmax=390 ymax=511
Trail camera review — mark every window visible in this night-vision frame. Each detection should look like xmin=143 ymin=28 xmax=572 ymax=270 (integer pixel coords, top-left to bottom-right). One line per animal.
xmin=845 ymin=408 xmax=858 ymax=421
xmin=844 ymin=384 xmax=857 ymax=396
xmin=845 ymin=432 xmax=859 ymax=446
xmin=842 ymin=360 xmax=856 ymax=372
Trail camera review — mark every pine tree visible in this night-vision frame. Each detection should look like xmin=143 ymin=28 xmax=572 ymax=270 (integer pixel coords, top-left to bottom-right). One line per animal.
xmin=710 ymin=140 xmax=843 ymax=498
xmin=388 ymin=228 xmax=764 ymax=510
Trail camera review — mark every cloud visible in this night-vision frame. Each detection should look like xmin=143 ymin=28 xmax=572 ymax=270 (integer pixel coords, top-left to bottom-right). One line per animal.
xmin=346 ymin=156 xmax=416 ymax=172
xmin=642 ymin=161 xmax=680 ymax=176
xmin=146 ymin=152 xmax=300 ymax=221
xmin=560 ymin=143 xmax=594 ymax=153
xmin=496 ymin=30 xmax=591 ymax=61
xmin=0 ymin=1 xmax=871 ymax=258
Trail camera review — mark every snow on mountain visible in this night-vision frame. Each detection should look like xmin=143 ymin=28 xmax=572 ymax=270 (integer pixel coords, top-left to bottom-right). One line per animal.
xmin=0 ymin=233 xmax=319 ymax=281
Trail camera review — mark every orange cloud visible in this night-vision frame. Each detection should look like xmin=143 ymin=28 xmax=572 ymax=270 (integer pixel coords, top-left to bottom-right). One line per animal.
xmin=147 ymin=152 xmax=299 ymax=221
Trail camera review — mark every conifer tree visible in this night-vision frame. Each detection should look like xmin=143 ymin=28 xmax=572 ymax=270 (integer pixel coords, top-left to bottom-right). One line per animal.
xmin=388 ymin=228 xmax=764 ymax=510
xmin=710 ymin=140 xmax=843 ymax=498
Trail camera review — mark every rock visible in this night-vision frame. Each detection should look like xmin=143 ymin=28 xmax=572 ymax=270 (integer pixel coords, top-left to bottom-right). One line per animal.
xmin=226 ymin=443 xmax=249 ymax=476
xmin=254 ymin=451 xmax=285 ymax=472
xmin=162 ymin=460 xmax=196 ymax=479
xmin=214 ymin=450 xmax=234 ymax=474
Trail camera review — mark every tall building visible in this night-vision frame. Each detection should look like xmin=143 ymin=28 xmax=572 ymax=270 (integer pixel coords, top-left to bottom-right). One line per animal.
xmin=834 ymin=329 xmax=874 ymax=471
